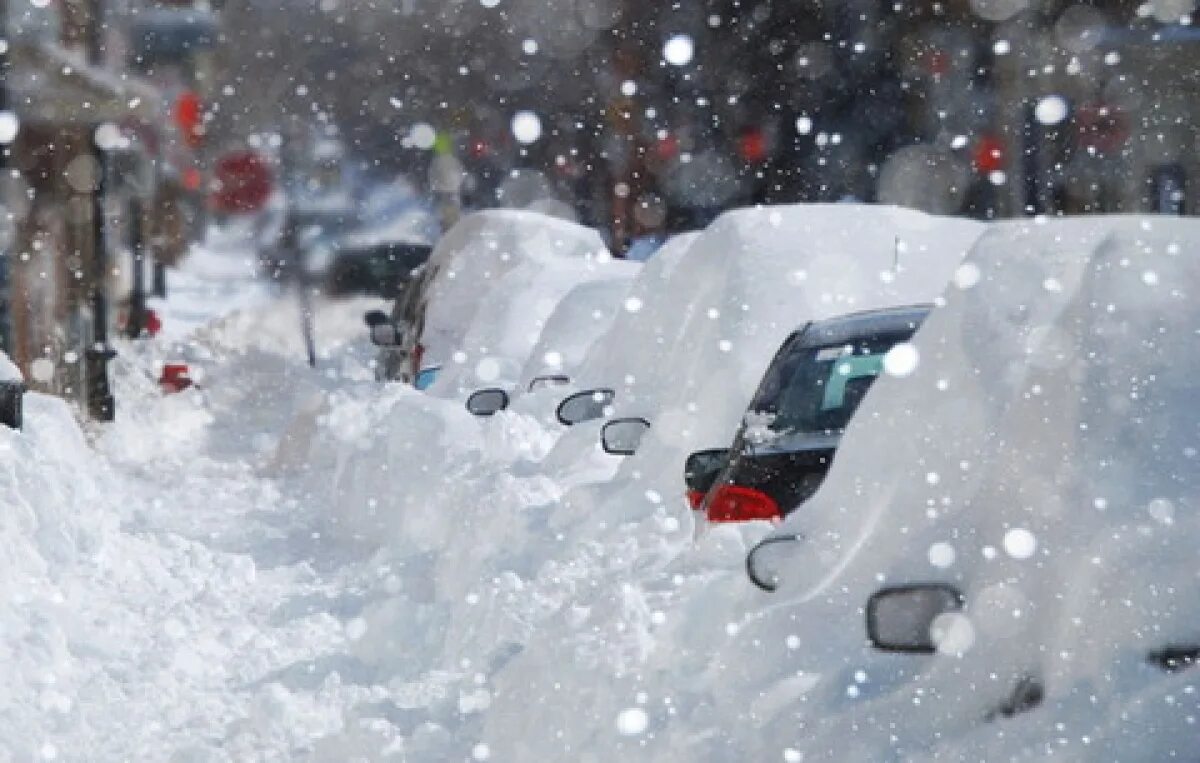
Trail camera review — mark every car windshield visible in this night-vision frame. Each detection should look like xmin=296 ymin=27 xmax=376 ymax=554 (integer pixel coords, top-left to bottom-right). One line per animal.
xmin=748 ymin=331 xmax=915 ymax=436
xmin=327 ymin=245 xmax=422 ymax=298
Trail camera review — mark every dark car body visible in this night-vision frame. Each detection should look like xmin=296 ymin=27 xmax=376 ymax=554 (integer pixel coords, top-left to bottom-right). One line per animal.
xmin=700 ymin=304 xmax=930 ymax=523
xmin=324 ymin=241 xmax=432 ymax=299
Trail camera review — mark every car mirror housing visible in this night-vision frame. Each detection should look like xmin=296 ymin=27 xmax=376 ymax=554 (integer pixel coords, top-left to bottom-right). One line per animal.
xmin=601 ymin=417 xmax=650 ymax=456
xmin=528 ymin=374 xmax=571 ymax=392
xmin=745 ymin=533 xmax=803 ymax=592
xmin=556 ymin=388 xmax=615 ymax=426
xmin=363 ymin=309 xmax=389 ymax=327
xmin=866 ymin=584 xmax=965 ymax=653
xmin=466 ymin=388 xmax=510 ymax=417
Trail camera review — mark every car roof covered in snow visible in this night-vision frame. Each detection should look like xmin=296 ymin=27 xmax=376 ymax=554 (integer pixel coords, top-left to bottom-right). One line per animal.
xmin=602 ymin=203 xmax=984 ymax=458
xmin=419 ymin=209 xmax=623 ymax=388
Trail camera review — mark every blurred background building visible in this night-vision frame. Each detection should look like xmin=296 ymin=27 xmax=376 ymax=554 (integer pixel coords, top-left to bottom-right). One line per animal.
xmin=213 ymin=0 xmax=1197 ymax=253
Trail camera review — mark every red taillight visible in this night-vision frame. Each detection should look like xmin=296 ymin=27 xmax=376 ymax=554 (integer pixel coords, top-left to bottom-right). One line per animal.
xmin=706 ymin=485 xmax=780 ymax=523
xmin=686 ymin=489 xmax=706 ymax=510
xmin=411 ymin=343 xmax=425 ymax=378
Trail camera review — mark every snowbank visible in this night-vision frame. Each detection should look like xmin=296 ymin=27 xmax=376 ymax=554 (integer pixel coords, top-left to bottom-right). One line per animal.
xmin=418 ymin=210 xmax=613 ymax=376
xmin=431 ymin=251 xmax=638 ymax=398
xmin=0 ymin=350 xmax=21 ymax=381
xmin=300 ymin=205 xmax=987 ymax=759
xmin=517 ymin=274 xmax=640 ymax=391
xmin=592 ymin=214 xmax=1200 ymax=760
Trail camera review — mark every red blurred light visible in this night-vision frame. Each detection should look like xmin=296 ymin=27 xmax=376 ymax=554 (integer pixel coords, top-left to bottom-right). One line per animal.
xmin=973 ymin=134 xmax=1006 ymax=174
xmin=175 ymin=90 xmax=203 ymax=148
xmin=182 ymin=167 xmax=203 ymax=191
xmin=706 ymin=485 xmax=781 ymax=523
xmin=737 ymin=128 xmax=769 ymax=163
xmin=655 ymin=133 xmax=679 ymax=162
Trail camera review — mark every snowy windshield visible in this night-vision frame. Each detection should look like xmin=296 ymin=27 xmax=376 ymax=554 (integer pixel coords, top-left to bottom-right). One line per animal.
xmin=749 ymin=332 xmax=912 ymax=436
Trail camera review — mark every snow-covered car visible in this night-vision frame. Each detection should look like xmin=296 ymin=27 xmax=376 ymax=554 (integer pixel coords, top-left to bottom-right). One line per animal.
xmin=536 ymin=205 xmax=982 ymax=495
xmin=368 ymin=209 xmax=617 ymax=385
xmin=687 ymin=304 xmax=930 ymax=524
xmin=716 ymin=215 xmax=1200 ymax=760
xmin=463 ymin=273 xmax=638 ymax=418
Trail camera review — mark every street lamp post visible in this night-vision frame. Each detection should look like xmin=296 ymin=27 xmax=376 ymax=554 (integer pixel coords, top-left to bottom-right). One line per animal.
xmin=85 ymin=130 xmax=115 ymax=421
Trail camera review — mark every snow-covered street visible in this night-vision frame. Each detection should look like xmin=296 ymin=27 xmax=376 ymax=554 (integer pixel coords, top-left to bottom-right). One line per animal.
xmin=2 ymin=244 xmax=383 ymax=759
xmin=7 ymin=208 xmax=1200 ymax=761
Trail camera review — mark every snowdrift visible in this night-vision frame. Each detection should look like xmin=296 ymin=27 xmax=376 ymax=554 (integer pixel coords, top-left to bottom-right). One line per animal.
xmin=302 ymin=205 xmax=988 ymax=759
xmin=594 ymin=214 xmax=1200 ymax=760
xmin=416 ymin=210 xmax=614 ymax=380
xmin=431 ymin=250 xmax=638 ymax=398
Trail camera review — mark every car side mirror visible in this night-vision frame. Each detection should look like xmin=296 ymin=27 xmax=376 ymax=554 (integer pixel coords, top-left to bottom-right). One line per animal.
xmin=601 ymin=417 xmax=650 ymax=456
xmin=528 ymin=374 xmax=571 ymax=392
xmin=684 ymin=448 xmax=729 ymax=495
xmin=745 ymin=533 xmax=803 ymax=592
xmin=363 ymin=309 xmax=389 ymax=328
xmin=866 ymin=584 xmax=965 ymax=653
xmin=556 ymin=388 xmax=615 ymax=426
xmin=369 ymin=322 xmax=401 ymax=347
xmin=466 ymin=388 xmax=510 ymax=417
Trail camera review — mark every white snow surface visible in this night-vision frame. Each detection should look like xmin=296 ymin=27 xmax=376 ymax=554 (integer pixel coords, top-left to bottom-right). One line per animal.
xmin=430 ymin=246 xmax=638 ymax=398
xmin=417 ymin=209 xmax=615 ymax=378
xmin=5 ymin=208 xmax=1199 ymax=762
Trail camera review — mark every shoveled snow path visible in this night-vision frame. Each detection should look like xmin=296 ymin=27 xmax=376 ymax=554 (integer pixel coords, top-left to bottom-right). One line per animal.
xmin=15 ymin=244 xmax=392 ymax=760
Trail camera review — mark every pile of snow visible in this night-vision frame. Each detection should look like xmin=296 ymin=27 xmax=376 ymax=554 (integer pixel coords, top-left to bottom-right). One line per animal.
xmin=418 ymin=210 xmax=623 ymax=394
xmin=293 ymin=205 xmax=988 ymax=758
xmin=499 ymin=214 xmax=1199 ymax=761
xmin=0 ymin=349 xmax=21 ymax=381
xmin=517 ymin=275 xmax=641 ymax=392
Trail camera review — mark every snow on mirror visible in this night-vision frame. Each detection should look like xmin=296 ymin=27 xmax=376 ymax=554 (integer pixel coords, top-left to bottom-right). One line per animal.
xmin=866 ymin=584 xmax=964 ymax=654
xmin=556 ymin=388 xmax=615 ymax=426
xmin=601 ymin=417 xmax=650 ymax=456
xmin=466 ymin=388 xmax=510 ymax=417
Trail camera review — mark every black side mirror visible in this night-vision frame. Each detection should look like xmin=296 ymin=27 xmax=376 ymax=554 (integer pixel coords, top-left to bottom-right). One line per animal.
xmin=528 ymin=374 xmax=571 ymax=392
xmin=684 ymin=448 xmax=730 ymax=495
xmin=0 ymin=380 xmax=25 ymax=430
xmin=866 ymin=584 xmax=965 ymax=653
xmin=601 ymin=417 xmax=650 ymax=456
xmin=744 ymin=533 xmax=802 ymax=591
xmin=556 ymin=388 xmax=615 ymax=426
xmin=363 ymin=310 xmax=389 ymax=328
xmin=466 ymin=388 xmax=510 ymax=417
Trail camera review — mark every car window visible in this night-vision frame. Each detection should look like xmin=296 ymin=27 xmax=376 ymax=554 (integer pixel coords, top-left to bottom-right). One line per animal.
xmin=749 ymin=331 xmax=913 ymax=436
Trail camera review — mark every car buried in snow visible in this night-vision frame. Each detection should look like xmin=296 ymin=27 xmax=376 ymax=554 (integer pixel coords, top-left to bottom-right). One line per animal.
xmin=365 ymin=210 xmax=621 ymax=387
xmin=711 ymin=216 xmax=1200 ymax=761
xmin=685 ymin=305 xmax=930 ymax=526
